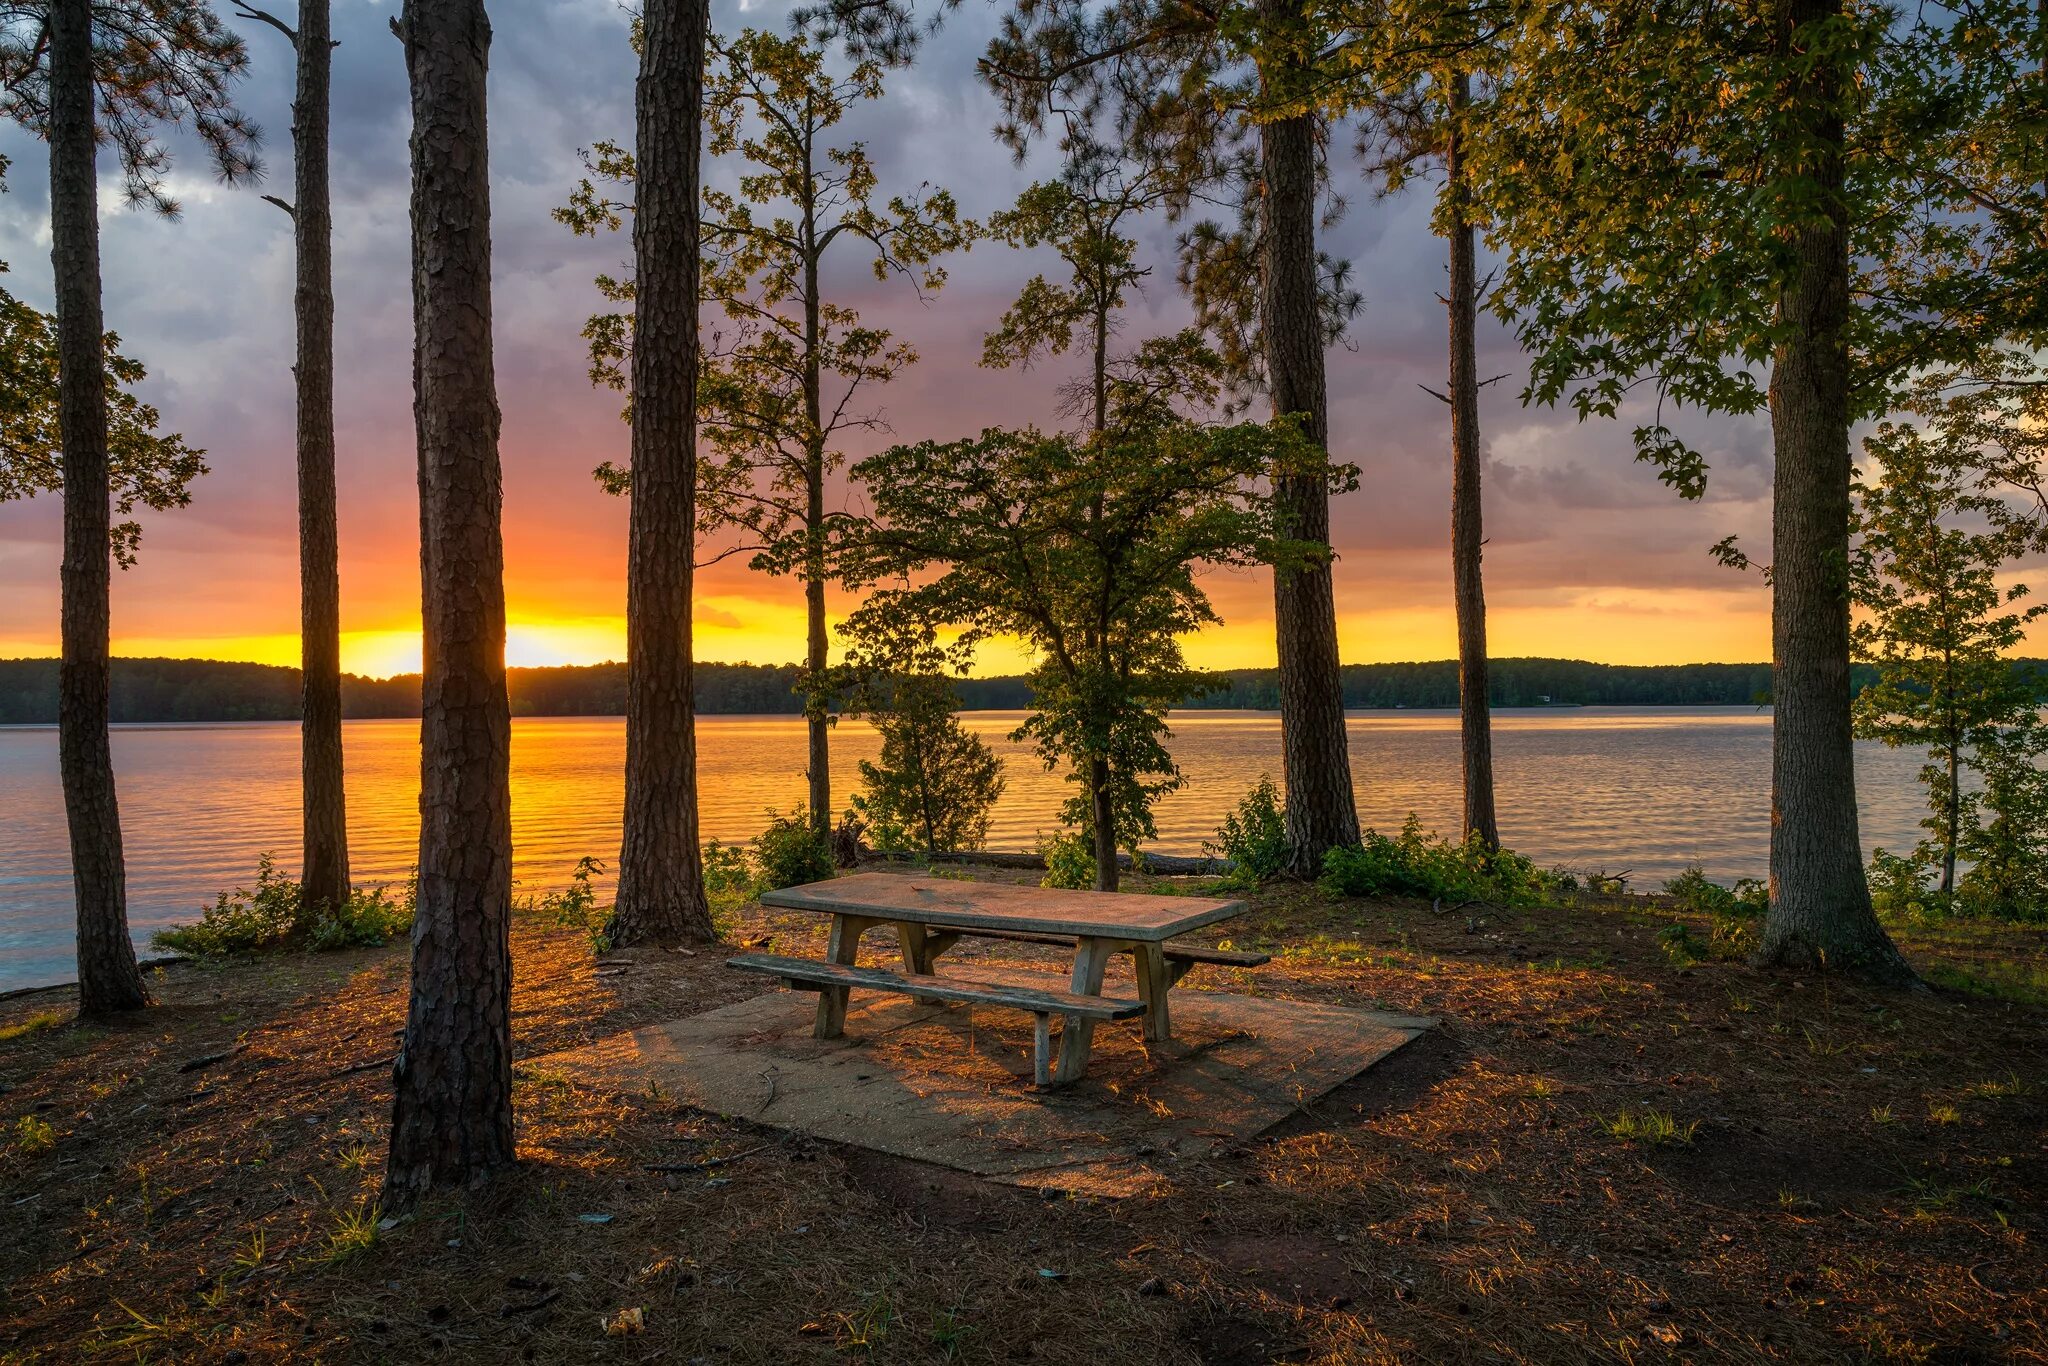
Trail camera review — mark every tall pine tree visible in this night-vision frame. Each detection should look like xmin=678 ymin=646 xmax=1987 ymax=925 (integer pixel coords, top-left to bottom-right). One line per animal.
xmin=2 ymin=0 xmax=258 ymax=1014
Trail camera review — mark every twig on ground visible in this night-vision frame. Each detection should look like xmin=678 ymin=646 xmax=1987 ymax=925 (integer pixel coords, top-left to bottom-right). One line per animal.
xmin=331 ymin=1054 xmax=395 ymax=1079
xmin=177 ymin=1046 xmax=243 ymax=1074
xmin=643 ymin=1143 xmax=770 ymax=1175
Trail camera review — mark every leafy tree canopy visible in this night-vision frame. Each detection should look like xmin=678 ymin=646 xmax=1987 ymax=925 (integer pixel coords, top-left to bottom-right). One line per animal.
xmin=0 ymin=245 xmax=207 ymax=566
xmin=1467 ymin=0 xmax=2048 ymax=503
xmin=840 ymin=347 xmax=1353 ymax=878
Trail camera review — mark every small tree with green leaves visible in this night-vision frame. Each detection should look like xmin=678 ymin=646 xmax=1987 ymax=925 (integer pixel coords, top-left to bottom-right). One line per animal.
xmin=556 ymin=26 xmax=972 ymax=836
xmin=972 ymin=0 xmax=1369 ymax=874
xmin=838 ymin=616 xmax=1005 ymax=857
xmin=1857 ymin=359 xmax=2048 ymax=920
xmin=983 ymin=143 xmax=1171 ymax=437
xmin=843 ymin=349 xmax=1347 ymax=891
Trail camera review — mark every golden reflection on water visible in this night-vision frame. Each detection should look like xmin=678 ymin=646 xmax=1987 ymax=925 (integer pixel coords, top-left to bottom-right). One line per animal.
xmin=0 ymin=708 xmax=1928 ymax=988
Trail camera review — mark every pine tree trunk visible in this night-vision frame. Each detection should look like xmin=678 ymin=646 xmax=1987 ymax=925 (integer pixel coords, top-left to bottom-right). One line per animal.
xmin=50 ymin=0 xmax=149 ymax=1017
xmin=1445 ymin=73 xmax=1498 ymax=850
xmin=294 ymin=0 xmax=351 ymax=914
xmin=803 ymin=214 xmax=831 ymax=838
xmin=386 ymin=0 xmax=517 ymax=1205
xmin=1754 ymin=0 xmax=1914 ymax=984
xmin=806 ymin=566 xmax=831 ymax=833
xmin=1090 ymin=756 xmax=1119 ymax=892
xmin=1258 ymin=67 xmax=1359 ymax=875
xmin=612 ymin=0 xmax=715 ymax=944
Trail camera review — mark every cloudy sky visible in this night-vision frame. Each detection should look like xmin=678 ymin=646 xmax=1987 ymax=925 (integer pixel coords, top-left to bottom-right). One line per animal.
xmin=0 ymin=0 xmax=1786 ymax=679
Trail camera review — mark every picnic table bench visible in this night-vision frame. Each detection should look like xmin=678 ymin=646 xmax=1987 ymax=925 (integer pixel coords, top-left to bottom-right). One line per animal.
xmin=726 ymin=872 xmax=1267 ymax=1087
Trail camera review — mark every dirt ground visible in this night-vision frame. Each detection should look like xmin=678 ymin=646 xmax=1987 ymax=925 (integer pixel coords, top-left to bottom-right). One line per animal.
xmin=2 ymin=871 xmax=2043 ymax=1364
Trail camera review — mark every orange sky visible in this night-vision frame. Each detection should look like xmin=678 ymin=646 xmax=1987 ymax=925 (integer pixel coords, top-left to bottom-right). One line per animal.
xmin=11 ymin=543 xmax=1774 ymax=681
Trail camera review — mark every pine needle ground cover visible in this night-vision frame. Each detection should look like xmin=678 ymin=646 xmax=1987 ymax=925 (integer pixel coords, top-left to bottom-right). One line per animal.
xmin=1 ymin=872 xmax=2041 ymax=1363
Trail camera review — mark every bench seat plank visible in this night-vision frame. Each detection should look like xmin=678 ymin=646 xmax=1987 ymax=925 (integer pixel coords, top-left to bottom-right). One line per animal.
xmin=928 ymin=924 xmax=1271 ymax=969
xmin=725 ymin=953 xmax=1143 ymax=1021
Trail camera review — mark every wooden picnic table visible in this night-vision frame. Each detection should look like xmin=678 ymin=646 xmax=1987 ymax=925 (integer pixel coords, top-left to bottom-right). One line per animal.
xmin=752 ymin=872 xmax=1255 ymax=1084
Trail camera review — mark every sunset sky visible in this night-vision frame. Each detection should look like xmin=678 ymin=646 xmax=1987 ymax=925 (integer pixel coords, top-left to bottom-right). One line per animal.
xmin=0 ymin=0 xmax=1798 ymax=680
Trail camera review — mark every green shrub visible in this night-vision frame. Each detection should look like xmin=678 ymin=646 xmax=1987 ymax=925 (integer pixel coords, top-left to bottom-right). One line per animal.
xmin=156 ymin=854 xmax=414 ymax=958
xmin=307 ymin=884 xmax=414 ymax=951
xmin=1039 ymin=831 xmax=1096 ymax=890
xmin=1661 ymin=863 xmax=1766 ymax=956
xmin=753 ymin=807 xmax=836 ymax=891
xmin=1663 ymin=863 xmax=1768 ymax=918
xmin=1869 ymin=834 xmax=2048 ymax=927
xmin=1868 ymin=847 xmax=1953 ymax=923
xmin=1207 ymin=778 xmax=1290 ymax=888
xmin=1320 ymin=816 xmax=1561 ymax=906
xmin=1657 ymin=923 xmax=1706 ymax=967
xmin=535 ymin=856 xmax=610 ymax=954
xmin=701 ymin=839 xmax=753 ymax=896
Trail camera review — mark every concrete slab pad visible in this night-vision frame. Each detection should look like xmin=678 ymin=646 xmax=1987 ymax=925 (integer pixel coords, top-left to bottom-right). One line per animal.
xmin=534 ymin=969 xmax=1432 ymax=1196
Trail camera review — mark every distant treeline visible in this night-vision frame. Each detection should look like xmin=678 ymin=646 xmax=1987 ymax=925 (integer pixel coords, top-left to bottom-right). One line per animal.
xmin=3 ymin=655 xmax=2042 ymax=724
xmin=0 ymin=656 xmax=1031 ymax=724
xmin=1214 ymin=660 xmax=1792 ymax=710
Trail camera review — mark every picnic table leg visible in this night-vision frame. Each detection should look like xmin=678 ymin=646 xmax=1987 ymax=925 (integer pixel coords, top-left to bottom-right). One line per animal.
xmin=814 ymin=913 xmax=871 ymax=1040
xmin=1052 ymin=936 xmax=1115 ymax=1085
xmin=896 ymin=921 xmax=935 ymax=974
xmin=895 ymin=921 xmax=946 ymax=1005
xmin=1133 ymin=942 xmax=1172 ymax=1043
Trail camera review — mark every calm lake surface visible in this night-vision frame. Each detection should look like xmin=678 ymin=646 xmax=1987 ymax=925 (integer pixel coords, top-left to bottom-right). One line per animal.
xmin=0 ymin=707 xmax=1930 ymax=991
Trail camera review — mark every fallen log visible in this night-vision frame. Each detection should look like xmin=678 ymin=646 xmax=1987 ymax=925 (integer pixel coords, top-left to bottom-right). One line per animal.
xmin=858 ymin=849 xmax=1235 ymax=877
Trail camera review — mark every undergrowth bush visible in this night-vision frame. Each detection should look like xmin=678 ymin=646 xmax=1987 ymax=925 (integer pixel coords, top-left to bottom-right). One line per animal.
xmin=1039 ymin=831 xmax=1096 ymax=890
xmin=753 ymin=807 xmax=836 ymax=891
xmin=1867 ymin=846 xmax=2048 ymax=927
xmin=1207 ymin=778 xmax=1290 ymax=888
xmin=1320 ymin=816 xmax=1562 ymax=906
xmin=155 ymin=854 xmax=415 ymax=958
xmin=533 ymin=856 xmax=610 ymax=954
xmin=1661 ymin=863 xmax=1766 ymax=957
xmin=701 ymin=839 xmax=753 ymax=896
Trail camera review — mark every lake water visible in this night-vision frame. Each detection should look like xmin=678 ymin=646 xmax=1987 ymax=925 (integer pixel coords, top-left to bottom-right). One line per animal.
xmin=0 ymin=708 xmax=1931 ymax=992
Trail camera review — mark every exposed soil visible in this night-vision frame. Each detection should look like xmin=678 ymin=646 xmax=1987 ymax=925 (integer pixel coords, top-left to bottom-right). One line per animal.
xmin=1 ymin=874 xmax=2042 ymax=1364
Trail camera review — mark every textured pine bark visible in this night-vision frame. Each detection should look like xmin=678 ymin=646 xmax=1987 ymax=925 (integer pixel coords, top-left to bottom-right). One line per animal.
xmin=1755 ymin=0 xmax=1914 ymax=984
xmin=293 ymin=0 xmax=351 ymax=914
xmin=1259 ymin=72 xmax=1360 ymax=875
xmin=50 ymin=0 xmax=149 ymax=1017
xmin=805 ymin=567 xmax=832 ymax=833
xmin=611 ymin=0 xmax=715 ymax=944
xmin=385 ymin=0 xmax=517 ymax=1204
xmin=1445 ymin=74 xmax=1498 ymax=850
xmin=804 ymin=249 xmax=831 ymax=836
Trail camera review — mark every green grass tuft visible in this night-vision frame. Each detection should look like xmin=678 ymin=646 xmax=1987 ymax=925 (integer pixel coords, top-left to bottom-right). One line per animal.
xmin=1602 ymin=1108 xmax=1699 ymax=1146
xmin=13 ymin=1114 xmax=56 ymax=1154
xmin=0 ymin=1010 xmax=65 ymax=1043
xmin=323 ymin=1205 xmax=381 ymax=1264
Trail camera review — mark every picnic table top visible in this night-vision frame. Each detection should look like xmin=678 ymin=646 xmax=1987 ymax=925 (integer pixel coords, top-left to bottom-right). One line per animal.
xmin=758 ymin=871 xmax=1249 ymax=941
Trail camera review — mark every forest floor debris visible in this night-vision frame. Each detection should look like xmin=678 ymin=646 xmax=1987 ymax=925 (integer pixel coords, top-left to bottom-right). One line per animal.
xmin=1 ymin=870 xmax=2042 ymax=1363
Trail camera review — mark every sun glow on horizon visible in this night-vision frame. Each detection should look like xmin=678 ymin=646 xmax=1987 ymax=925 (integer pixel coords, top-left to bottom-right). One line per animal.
xmin=68 ymin=581 xmax=1796 ymax=681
